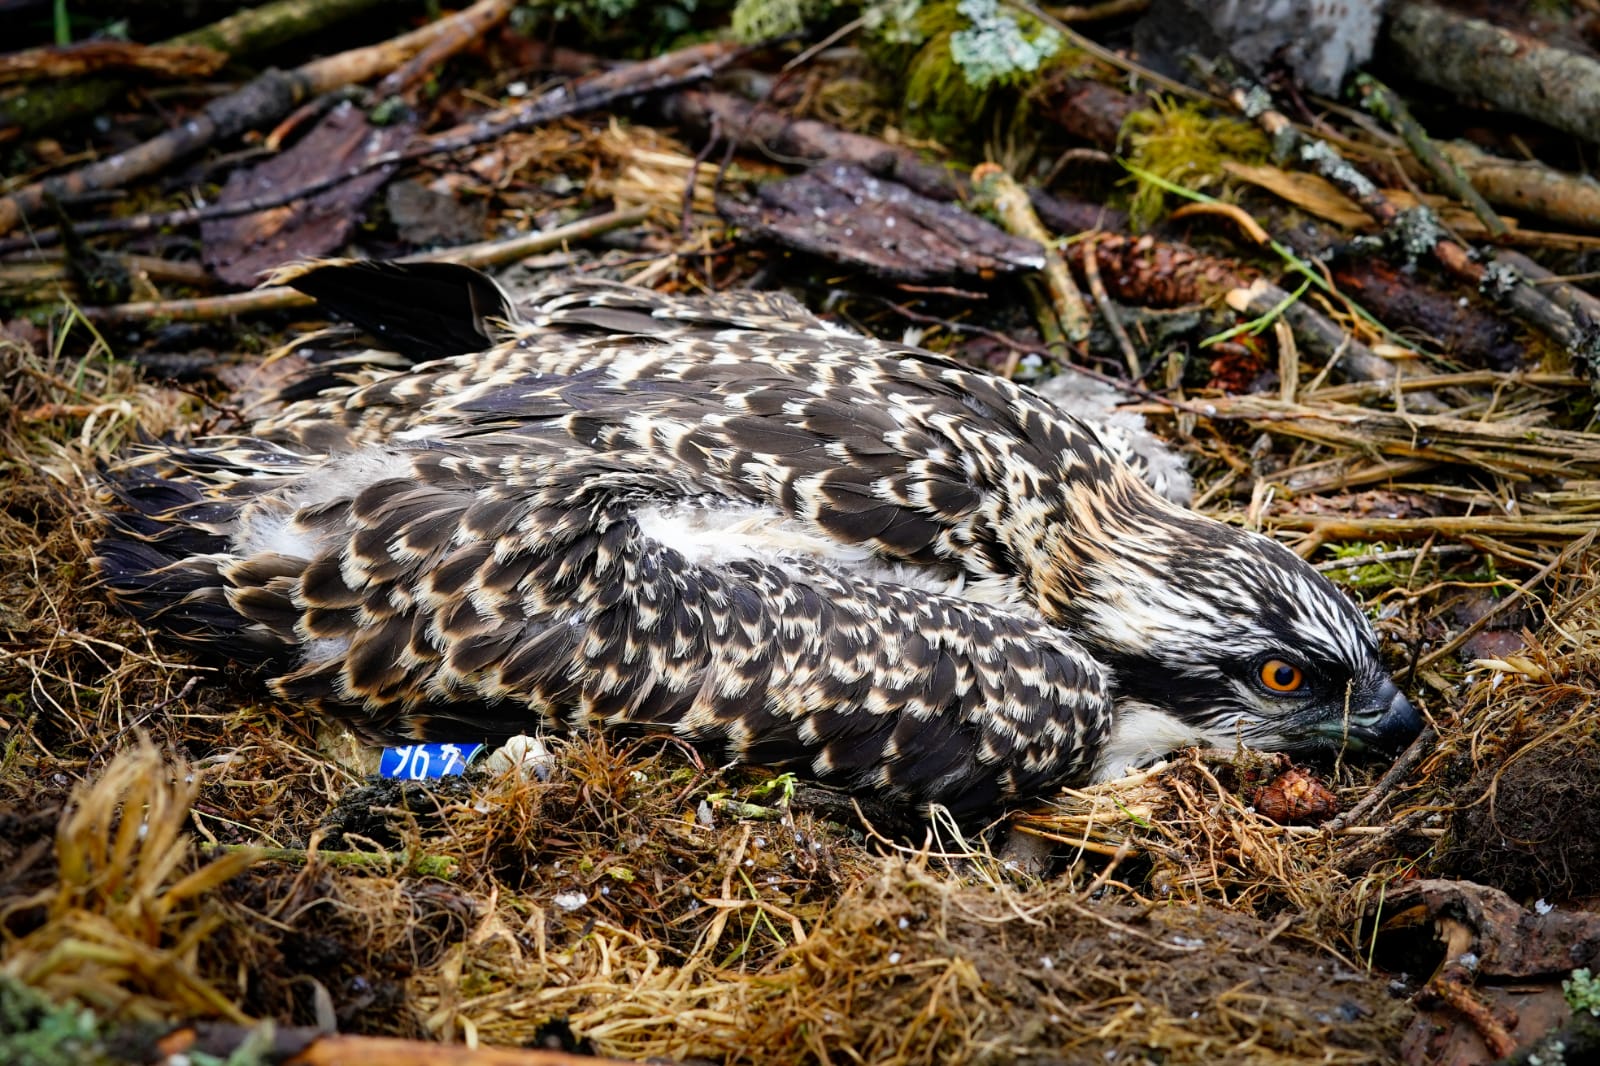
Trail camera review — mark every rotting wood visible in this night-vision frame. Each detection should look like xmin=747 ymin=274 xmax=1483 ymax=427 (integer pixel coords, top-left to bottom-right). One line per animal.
xmin=1038 ymin=74 xmax=1147 ymax=150
xmin=1225 ymin=278 xmax=1424 ymax=402
xmin=202 ymin=101 xmax=414 ymax=286
xmin=202 ymin=0 xmax=515 ymax=286
xmin=1329 ymin=259 xmax=1523 ymax=373
xmin=1497 ymin=249 xmax=1600 ymax=327
xmin=0 ymin=40 xmax=740 ymax=253
xmin=1029 ymin=186 xmax=1129 ymax=236
xmin=1376 ymin=878 xmax=1600 ymax=978
xmin=717 ymin=164 xmax=1043 ymax=283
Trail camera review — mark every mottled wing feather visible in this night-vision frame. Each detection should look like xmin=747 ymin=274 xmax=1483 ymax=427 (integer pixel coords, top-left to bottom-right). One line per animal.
xmin=173 ymin=445 xmax=1114 ymax=814
xmin=250 ymin=336 xmax=1159 ymax=609
xmin=272 ymin=268 xmax=1185 ymax=502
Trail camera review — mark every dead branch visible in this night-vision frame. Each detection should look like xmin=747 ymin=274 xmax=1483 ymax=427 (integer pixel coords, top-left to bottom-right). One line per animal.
xmin=1228 ymin=82 xmax=1590 ymax=370
xmin=1382 ymin=1 xmax=1600 ymax=146
xmin=1353 ymin=73 xmax=1504 ymax=238
xmin=1038 ymin=74 xmax=1147 ymax=151
xmin=0 ymin=42 xmax=226 ymax=86
xmin=1225 ymin=278 xmax=1426 ymax=400
xmin=1080 ymin=234 xmax=1141 ymax=377
xmin=0 ymin=39 xmax=740 ymax=252
xmin=971 ymin=164 xmax=1091 ymax=342
xmin=657 ymin=88 xmax=963 ymax=202
xmin=1330 ymin=259 xmax=1523 ymax=373
xmin=0 ymin=0 xmax=513 ymax=237
xmin=0 ymin=0 xmax=390 ymax=138
xmin=154 ymin=1023 xmax=637 ymax=1066
xmin=1440 ymin=139 xmax=1600 ymax=234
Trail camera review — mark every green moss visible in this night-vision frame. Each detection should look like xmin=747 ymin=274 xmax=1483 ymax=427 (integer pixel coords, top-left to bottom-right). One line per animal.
xmin=731 ymin=0 xmax=838 ymax=42
xmin=1120 ymin=99 xmax=1271 ymax=230
xmin=0 ymin=979 xmax=107 ymax=1066
xmin=1322 ymin=542 xmax=1406 ymax=590
xmin=1567 ymin=968 xmax=1600 ymax=1015
xmin=899 ymin=0 xmax=1074 ymax=146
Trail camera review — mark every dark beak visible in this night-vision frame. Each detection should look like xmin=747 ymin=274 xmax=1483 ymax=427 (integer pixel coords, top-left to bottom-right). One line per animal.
xmin=1346 ymin=677 xmax=1423 ymax=757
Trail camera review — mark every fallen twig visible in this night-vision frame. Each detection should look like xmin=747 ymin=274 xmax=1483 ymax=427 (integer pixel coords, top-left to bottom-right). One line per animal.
xmin=1409 ymin=530 xmax=1597 ymax=674
xmin=1353 ymin=73 xmax=1505 ymax=238
xmin=0 ymin=42 xmax=227 ymax=86
xmin=657 ymin=88 xmax=963 ymax=202
xmin=1081 ymin=233 xmax=1141 ymax=376
xmin=1383 ymin=1 xmax=1600 ymax=146
xmin=154 ymin=1024 xmax=636 ymax=1066
xmin=0 ymin=0 xmax=389 ymax=138
xmin=1228 ymin=81 xmax=1589 ymax=369
xmin=971 ymin=163 xmax=1091 ymax=344
xmin=0 ymin=0 xmax=514 ymax=237
xmin=1323 ymin=727 xmax=1436 ymax=832
xmin=0 ymin=39 xmax=740 ymax=251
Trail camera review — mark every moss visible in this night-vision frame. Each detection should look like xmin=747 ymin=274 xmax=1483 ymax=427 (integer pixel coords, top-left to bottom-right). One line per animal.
xmin=1120 ymin=98 xmax=1272 ymax=230
xmin=731 ymin=0 xmax=839 ymax=42
xmin=0 ymin=979 xmax=108 ymax=1066
xmin=897 ymin=0 xmax=1076 ymax=146
xmin=1569 ymin=969 xmax=1600 ymax=1015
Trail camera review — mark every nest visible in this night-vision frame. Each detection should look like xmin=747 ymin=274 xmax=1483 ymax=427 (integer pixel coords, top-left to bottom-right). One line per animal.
xmin=1 ymin=116 xmax=1597 ymax=1066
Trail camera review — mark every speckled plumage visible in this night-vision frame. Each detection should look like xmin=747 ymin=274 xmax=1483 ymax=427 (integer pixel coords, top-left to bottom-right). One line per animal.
xmin=95 ymin=262 xmax=1420 ymax=815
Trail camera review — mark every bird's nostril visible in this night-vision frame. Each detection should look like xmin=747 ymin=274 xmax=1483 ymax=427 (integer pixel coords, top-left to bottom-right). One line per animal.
xmin=1370 ymin=684 xmax=1423 ymax=755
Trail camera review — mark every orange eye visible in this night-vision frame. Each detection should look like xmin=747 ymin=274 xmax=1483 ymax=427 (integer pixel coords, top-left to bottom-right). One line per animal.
xmin=1259 ymin=659 xmax=1304 ymax=692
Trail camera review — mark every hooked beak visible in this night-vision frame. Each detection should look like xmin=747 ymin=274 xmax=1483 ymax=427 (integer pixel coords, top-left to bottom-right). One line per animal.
xmin=1331 ymin=676 xmax=1423 ymax=757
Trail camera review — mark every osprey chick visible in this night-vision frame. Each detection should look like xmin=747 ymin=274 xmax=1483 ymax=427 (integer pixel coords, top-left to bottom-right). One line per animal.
xmin=96 ymin=262 xmax=1420 ymax=815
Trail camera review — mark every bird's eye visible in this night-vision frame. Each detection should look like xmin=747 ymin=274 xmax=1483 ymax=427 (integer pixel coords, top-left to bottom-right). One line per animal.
xmin=1258 ymin=659 xmax=1305 ymax=692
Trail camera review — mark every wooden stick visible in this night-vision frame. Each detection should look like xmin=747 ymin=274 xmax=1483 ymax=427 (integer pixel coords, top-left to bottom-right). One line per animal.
xmin=1228 ymin=81 xmax=1586 ymax=364
xmin=1081 ymin=233 xmax=1141 ymax=376
xmin=1354 ymin=74 xmax=1506 ymax=238
xmin=0 ymin=39 xmax=738 ymax=251
xmin=0 ymin=0 xmax=510 ymax=236
xmin=156 ymin=1025 xmax=632 ymax=1066
xmin=973 ymin=164 xmax=1092 ymax=343
xmin=0 ymin=0 xmax=388 ymax=137
xmin=1410 ymin=529 xmax=1597 ymax=673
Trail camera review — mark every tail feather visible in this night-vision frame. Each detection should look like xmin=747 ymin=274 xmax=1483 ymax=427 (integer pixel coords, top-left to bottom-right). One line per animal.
xmin=93 ymin=471 xmax=285 ymax=666
xmin=277 ymin=260 xmax=516 ymax=362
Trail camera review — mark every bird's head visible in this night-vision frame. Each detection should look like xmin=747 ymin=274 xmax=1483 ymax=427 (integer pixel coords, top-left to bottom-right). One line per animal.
xmin=1043 ymin=498 xmax=1422 ymax=777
